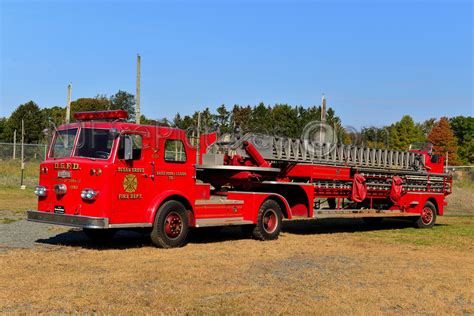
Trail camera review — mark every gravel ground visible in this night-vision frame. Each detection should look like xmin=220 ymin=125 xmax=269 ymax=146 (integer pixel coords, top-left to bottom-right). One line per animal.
xmin=0 ymin=212 xmax=152 ymax=251
xmin=0 ymin=219 xmax=72 ymax=250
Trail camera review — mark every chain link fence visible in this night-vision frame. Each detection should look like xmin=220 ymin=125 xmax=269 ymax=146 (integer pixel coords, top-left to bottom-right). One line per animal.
xmin=0 ymin=143 xmax=48 ymax=162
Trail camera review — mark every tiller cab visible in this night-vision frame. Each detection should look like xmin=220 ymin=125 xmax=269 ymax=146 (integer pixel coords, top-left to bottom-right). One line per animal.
xmin=28 ymin=110 xmax=452 ymax=248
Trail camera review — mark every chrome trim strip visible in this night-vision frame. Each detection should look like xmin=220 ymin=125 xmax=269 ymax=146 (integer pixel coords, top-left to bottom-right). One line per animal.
xmin=108 ymin=223 xmax=152 ymax=228
xmin=195 ymin=217 xmax=253 ymax=227
xmin=195 ymin=199 xmax=244 ymax=205
xmin=27 ymin=210 xmax=108 ymax=229
xmin=196 ymin=165 xmax=281 ymax=173
xmin=262 ymin=181 xmax=313 ymax=186
xmin=405 ymin=192 xmax=444 ymax=195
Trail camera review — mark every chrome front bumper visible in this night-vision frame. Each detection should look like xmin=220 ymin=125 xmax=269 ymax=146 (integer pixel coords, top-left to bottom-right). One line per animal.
xmin=27 ymin=210 xmax=108 ymax=229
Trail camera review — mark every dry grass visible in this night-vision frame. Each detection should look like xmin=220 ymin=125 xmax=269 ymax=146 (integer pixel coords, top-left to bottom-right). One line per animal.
xmin=0 ymin=187 xmax=36 ymax=213
xmin=1 ymin=217 xmax=473 ymax=314
xmin=0 ymin=160 xmax=39 ymax=188
xmin=0 ymin=161 xmax=472 ymax=314
xmin=446 ymin=186 xmax=474 ymax=216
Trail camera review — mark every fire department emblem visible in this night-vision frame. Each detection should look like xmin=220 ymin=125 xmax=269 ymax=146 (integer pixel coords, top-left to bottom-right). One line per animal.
xmin=123 ymin=174 xmax=138 ymax=193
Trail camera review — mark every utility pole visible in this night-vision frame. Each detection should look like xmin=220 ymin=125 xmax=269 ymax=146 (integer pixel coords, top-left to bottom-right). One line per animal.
xmin=66 ymin=83 xmax=72 ymax=124
xmin=196 ymin=112 xmax=201 ymax=164
xmin=20 ymin=119 xmax=25 ymax=189
xmin=320 ymin=94 xmax=327 ymax=143
xmin=445 ymin=152 xmax=449 ymax=173
xmin=136 ymin=54 xmax=141 ymax=124
xmin=13 ymin=129 xmax=16 ymax=159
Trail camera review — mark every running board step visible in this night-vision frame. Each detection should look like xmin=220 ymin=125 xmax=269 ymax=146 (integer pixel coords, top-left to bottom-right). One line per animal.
xmin=314 ymin=209 xmax=420 ymax=219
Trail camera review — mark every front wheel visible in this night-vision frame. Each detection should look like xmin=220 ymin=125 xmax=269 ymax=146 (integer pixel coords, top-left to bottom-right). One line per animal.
xmin=251 ymin=199 xmax=283 ymax=241
xmin=150 ymin=200 xmax=189 ymax=248
xmin=414 ymin=201 xmax=437 ymax=228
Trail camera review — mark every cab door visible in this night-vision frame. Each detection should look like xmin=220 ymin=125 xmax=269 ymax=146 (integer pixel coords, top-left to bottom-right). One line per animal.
xmin=156 ymin=137 xmax=196 ymax=203
xmin=112 ymin=133 xmax=154 ymax=224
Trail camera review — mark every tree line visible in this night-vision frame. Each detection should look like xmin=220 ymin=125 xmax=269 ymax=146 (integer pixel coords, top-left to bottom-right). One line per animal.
xmin=0 ymin=91 xmax=472 ymax=164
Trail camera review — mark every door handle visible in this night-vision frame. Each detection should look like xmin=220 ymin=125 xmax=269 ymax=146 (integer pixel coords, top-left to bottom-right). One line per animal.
xmin=150 ymin=161 xmax=155 ymax=179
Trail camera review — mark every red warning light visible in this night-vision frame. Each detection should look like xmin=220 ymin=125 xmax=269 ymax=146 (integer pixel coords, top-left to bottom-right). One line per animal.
xmin=73 ymin=110 xmax=129 ymax=121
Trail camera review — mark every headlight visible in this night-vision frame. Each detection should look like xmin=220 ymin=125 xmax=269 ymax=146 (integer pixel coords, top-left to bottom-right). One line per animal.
xmin=81 ymin=189 xmax=98 ymax=200
xmin=34 ymin=186 xmax=47 ymax=197
xmin=54 ymin=184 xmax=67 ymax=195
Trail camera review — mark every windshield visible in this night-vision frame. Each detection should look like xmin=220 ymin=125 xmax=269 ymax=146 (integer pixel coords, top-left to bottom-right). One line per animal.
xmin=51 ymin=129 xmax=78 ymax=158
xmin=410 ymin=142 xmax=433 ymax=153
xmin=74 ymin=128 xmax=115 ymax=159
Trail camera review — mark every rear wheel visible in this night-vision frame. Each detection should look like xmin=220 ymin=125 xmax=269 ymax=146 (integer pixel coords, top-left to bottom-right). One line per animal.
xmin=251 ymin=200 xmax=283 ymax=241
xmin=414 ymin=201 xmax=437 ymax=228
xmin=83 ymin=228 xmax=116 ymax=241
xmin=150 ymin=200 xmax=189 ymax=248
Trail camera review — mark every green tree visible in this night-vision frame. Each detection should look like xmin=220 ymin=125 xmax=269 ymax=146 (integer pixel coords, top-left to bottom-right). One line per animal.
xmin=388 ymin=115 xmax=424 ymax=150
xmin=417 ymin=118 xmax=436 ymax=138
xmin=0 ymin=117 xmax=7 ymax=142
xmin=230 ymin=105 xmax=252 ymax=132
xmin=449 ymin=116 xmax=474 ymax=164
xmin=428 ymin=117 xmax=459 ymax=165
xmin=271 ymin=104 xmax=298 ymax=137
xmin=109 ymin=90 xmax=135 ymax=121
xmin=4 ymin=101 xmax=45 ymax=143
xmin=249 ymin=102 xmax=272 ymax=133
xmin=361 ymin=126 xmax=390 ymax=148
xmin=172 ymin=113 xmax=183 ymax=128
xmin=215 ymin=104 xmax=230 ymax=133
xmin=41 ymin=106 xmax=66 ymax=129
xmin=70 ymin=97 xmax=110 ymax=121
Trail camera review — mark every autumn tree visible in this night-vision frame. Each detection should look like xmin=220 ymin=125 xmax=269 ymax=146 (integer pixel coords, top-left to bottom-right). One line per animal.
xmin=427 ymin=117 xmax=459 ymax=165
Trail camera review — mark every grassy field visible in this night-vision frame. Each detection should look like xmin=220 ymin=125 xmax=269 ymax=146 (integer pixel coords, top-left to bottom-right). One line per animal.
xmin=0 ymin=160 xmax=473 ymax=313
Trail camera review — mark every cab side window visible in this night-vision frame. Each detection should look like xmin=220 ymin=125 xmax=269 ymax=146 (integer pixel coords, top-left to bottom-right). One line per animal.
xmin=164 ymin=140 xmax=186 ymax=163
xmin=118 ymin=134 xmax=142 ymax=160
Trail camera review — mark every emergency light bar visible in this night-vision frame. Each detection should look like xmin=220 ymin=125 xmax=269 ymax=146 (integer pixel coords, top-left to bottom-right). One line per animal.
xmin=73 ymin=110 xmax=129 ymax=121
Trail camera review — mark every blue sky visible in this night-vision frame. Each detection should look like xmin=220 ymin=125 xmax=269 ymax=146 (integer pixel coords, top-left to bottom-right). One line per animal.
xmin=1 ymin=0 xmax=472 ymax=128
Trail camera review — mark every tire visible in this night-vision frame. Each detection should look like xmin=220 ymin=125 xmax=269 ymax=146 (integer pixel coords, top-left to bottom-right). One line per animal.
xmin=83 ymin=228 xmax=116 ymax=241
xmin=251 ymin=199 xmax=283 ymax=241
xmin=362 ymin=217 xmax=383 ymax=225
xmin=414 ymin=201 xmax=437 ymax=228
xmin=150 ymin=200 xmax=189 ymax=248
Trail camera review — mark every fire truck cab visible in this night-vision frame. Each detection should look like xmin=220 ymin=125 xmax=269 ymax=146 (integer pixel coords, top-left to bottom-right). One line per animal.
xmin=28 ymin=110 xmax=452 ymax=248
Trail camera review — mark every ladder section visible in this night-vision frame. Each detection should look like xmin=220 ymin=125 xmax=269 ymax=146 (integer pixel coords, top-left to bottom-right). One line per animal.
xmin=215 ymin=133 xmax=425 ymax=172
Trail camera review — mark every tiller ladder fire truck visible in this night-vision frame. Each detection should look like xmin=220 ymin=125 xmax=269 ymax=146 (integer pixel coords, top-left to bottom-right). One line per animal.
xmin=28 ymin=110 xmax=452 ymax=248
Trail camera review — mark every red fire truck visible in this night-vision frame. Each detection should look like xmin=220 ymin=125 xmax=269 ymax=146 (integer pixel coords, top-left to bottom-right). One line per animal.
xmin=28 ymin=110 xmax=452 ymax=248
